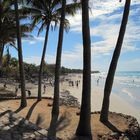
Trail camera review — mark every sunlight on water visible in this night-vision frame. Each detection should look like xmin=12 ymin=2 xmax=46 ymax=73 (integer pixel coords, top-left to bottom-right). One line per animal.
xmin=91 ymin=71 xmax=140 ymax=109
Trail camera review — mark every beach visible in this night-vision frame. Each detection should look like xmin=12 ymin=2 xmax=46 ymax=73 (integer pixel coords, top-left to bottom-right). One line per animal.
xmin=0 ymin=72 xmax=140 ymax=123
xmin=59 ymin=73 xmax=140 ymax=123
xmin=0 ymin=73 xmax=140 ymax=139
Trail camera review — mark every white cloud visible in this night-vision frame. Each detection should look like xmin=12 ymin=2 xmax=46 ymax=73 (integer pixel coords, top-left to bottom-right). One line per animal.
xmin=24 ymin=54 xmax=56 ymax=65
xmin=68 ymin=0 xmax=140 ymax=32
xmin=24 ymin=56 xmax=41 ymax=65
xmin=22 ymin=36 xmax=45 ymax=45
xmin=24 ymin=0 xmax=140 ymax=71
xmin=61 ymin=45 xmax=83 ymax=68
xmin=24 ymin=45 xmax=83 ymax=68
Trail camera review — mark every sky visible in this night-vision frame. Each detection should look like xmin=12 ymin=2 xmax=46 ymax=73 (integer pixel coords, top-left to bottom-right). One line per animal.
xmin=9 ymin=0 xmax=140 ymax=72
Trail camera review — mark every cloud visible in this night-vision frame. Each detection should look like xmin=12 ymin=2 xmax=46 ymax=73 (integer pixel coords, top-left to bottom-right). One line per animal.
xmin=68 ymin=0 xmax=140 ymax=32
xmin=24 ymin=56 xmax=41 ymax=65
xmin=90 ymin=21 xmax=140 ymax=56
xmin=22 ymin=36 xmax=45 ymax=45
xmin=24 ymin=1 xmax=140 ymax=71
xmin=24 ymin=54 xmax=56 ymax=65
xmin=24 ymin=44 xmax=83 ymax=68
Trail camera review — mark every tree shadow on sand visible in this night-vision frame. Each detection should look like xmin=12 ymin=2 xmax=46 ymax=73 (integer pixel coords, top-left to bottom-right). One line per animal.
xmin=69 ymin=121 xmax=121 ymax=140
xmin=14 ymin=100 xmax=39 ymax=120
xmin=25 ymin=100 xmax=39 ymax=120
xmin=56 ymin=111 xmax=71 ymax=132
xmin=14 ymin=107 xmax=24 ymax=113
xmin=0 ymin=110 xmax=48 ymax=140
xmin=101 ymin=120 xmax=122 ymax=134
xmin=0 ymin=110 xmax=12 ymax=117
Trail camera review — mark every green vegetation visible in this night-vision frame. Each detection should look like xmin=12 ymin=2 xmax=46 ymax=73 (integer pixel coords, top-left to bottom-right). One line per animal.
xmin=0 ymin=55 xmax=99 ymax=79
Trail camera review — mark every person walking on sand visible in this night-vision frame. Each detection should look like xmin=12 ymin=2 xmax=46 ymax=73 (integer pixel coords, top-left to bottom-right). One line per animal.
xmin=43 ymin=84 xmax=46 ymax=94
xmin=76 ymin=80 xmax=79 ymax=88
xmin=71 ymin=81 xmax=74 ymax=87
xmin=15 ymin=86 xmax=18 ymax=94
xmin=27 ymin=90 xmax=31 ymax=97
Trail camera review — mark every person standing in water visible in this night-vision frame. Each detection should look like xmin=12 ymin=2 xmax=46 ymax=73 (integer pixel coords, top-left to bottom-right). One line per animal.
xmin=97 ymin=79 xmax=99 ymax=86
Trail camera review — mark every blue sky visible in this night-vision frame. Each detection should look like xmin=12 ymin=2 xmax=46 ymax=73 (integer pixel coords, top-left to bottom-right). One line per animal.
xmin=9 ymin=0 xmax=140 ymax=72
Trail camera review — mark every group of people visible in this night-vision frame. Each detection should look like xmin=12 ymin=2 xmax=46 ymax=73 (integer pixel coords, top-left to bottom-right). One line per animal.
xmin=15 ymin=84 xmax=32 ymax=97
xmin=68 ymin=80 xmax=80 ymax=87
xmin=3 ymin=82 xmax=32 ymax=97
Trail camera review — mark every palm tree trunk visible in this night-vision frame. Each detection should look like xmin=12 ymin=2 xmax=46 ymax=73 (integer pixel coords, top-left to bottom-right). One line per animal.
xmin=38 ymin=23 xmax=50 ymax=101
xmin=100 ymin=0 xmax=131 ymax=122
xmin=0 ymin=43 xmax=4 ymax=67
xmin=47 ymin=0 xmax=66 ymax=139
xmin=0 ymin=43 xmax=4 ymax=77
xmin=76 ymin=0 xmax=92 ymax=138
xmin=14 ymin=0 xmax=27 ymax=108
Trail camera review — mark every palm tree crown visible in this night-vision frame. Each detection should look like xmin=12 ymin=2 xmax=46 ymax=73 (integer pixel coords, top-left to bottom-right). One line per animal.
xmin=26 ymin=0 xmax=81 ymax=34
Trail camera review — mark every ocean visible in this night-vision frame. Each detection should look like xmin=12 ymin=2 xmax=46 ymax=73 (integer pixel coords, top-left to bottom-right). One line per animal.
xmin=91 ymin=71 xmax=140 ymax=110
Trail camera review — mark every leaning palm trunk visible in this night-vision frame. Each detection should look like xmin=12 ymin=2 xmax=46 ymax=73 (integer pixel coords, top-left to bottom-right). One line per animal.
xmin=76 ymin=0 xmax=92 ymax=138
xmin=38 ymin=23 xmax=50 ymax=101
xmin=47 ymin=0 xmax=66 ymax=139
xmin=14 ymin=0 xmax=27 ymax=108
xmin=100 ymin=0 xmax=131 ymax=122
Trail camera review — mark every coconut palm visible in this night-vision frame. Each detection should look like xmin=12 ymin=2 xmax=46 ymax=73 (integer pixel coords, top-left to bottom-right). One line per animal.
xmin=100 ymin=0 xmax=131 ymax=122
xmin=0 ymin=0 xmax=31 ymax=82
xmin=0 ymin=18 xmax=31 ymax=64
xmin=0 ymin=0 xmax=14 ymax=67
xmin=76 ymin=0 xmax=92 ymax=138
xmin=14 ymin=0 xmax=27 ymax=108
xmin=26 ymin=0 xmax=81 ymax=101
xmin=47 ymin=0 xmax=66 ymax=139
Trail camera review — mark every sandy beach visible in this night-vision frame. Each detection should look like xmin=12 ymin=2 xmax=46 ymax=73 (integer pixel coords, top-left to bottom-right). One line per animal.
xmin=59 ymin=74 xmax=140 ymax=123
xmin=0 ymin=73 xmax=140 ymax=123
xmin=0 ymin=74 xmax=140 ymax=139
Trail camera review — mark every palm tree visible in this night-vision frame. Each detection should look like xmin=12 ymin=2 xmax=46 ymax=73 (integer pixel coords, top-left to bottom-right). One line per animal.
xmin=47 ymin=0 xmax=66 ymax=139
xmin=0 ymin=0 xmax=14 ymax=67
xmin=0 ymin=18 xmax=31 ymax=66
xmin=26 ymin=0 xmax=81 ymax=101
xmin=0 ymin=0 xmax=31 ymax=79
xmin=14 ymin=0 xmax=27 ymax=108
xmin=76 ymin=0 xmax=92 ymax=139
xmin=100 ymin=0 xmax=131 ymax=122
xmin=0 ymin=43 xmax=4 ymax=68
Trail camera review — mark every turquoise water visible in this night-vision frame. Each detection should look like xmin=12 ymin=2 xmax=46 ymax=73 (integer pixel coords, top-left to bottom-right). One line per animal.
xmin=116 ymin=71 xmax=140 ymax=77
xmin=115 ymin=71 xmax=140 ymax=88
xmin=92 ymin=71 xmax=140 ymax=109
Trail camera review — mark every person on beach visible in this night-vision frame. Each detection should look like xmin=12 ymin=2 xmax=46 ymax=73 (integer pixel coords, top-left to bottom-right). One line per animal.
xmin=15 ymin=86 xmax=18 ymax=93
xmin=97 ymin=79 xmax=99 ymax=86
xmin=71 ymin=81 xmax=74 ymax=87
xmin=27 ymin=90 xmax=31 ymax=97
xmin=76 ymin=81 xmax=79 ymax=88
xmin=43 ymin=84 xmax=46 ymax=94
xmin=4 ymin=82 xmax=7 ymax=88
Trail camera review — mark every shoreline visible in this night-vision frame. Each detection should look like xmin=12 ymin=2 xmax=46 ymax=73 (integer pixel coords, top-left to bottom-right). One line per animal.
xmin=0 ymin=73 xmax=140 ymax=123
